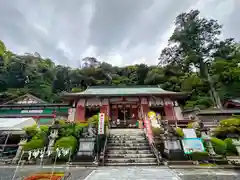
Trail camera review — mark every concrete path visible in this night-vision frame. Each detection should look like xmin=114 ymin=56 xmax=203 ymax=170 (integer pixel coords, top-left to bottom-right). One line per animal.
xmin=83 ymin=166 xmax=180 ymax=180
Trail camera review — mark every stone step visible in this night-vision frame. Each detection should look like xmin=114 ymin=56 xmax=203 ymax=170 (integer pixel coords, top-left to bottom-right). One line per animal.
xmin=108 ymin=142 xmax=149 ymax=147
xmin=108 ymin=137 xmax=147 ymax=142
xmin=107 ymin=146 xmax=150 ymax=150
xmin=105 ymin=157 xmax=157 ymax=163
xmin=109 ymin=135 xmax=145 ymax=139
xmin=109 ymin=128 xmax=143 ymax=134
xmin=104 ymin=162 xmax=158 ymax=166
xmin=107 ymin=149 xmax=152 ymax=154
xmin=106 ymin=153 xmax=155 ymax=158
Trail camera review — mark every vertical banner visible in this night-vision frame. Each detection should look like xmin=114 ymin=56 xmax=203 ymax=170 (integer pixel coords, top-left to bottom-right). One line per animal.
xmin=98 ymin=113 xmax=105 ymax=135
xmin=144 ymin=117 xmax=153 ymax=144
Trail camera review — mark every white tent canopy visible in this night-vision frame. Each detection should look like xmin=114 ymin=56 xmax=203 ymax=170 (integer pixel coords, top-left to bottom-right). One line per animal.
xmin=0 ymin=118 xmax=36 ymax=131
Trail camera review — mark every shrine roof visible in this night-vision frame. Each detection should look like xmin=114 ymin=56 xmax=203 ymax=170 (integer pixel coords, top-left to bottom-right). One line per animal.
xmin=197 ymin=108 xmax=240 ymax=115
xmin=62 ymin=86 xmax=188 ymax=98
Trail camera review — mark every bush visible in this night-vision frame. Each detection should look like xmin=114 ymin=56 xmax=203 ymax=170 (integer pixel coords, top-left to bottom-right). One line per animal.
xmin=23 ymin=138 xmax=45 ymax=150
xmin=87 ymin=114 xmax=109 ymax=128
xmin=224 ymin=138 xmax=238 ymax=155
xmin=175 ymin=127 xmax=184 ymax=137
xmin=210 ymin=137 xmax=227 ymax=155
xmin=23 ymin=125 xmax=39 ymax=137
xmin=220 ymin=118 xmax=240 ymax=127
xmin=54 ymin=136 xmax=78 ymax=154
xmin=152 ymin=127 xmax=164 ymax=136
xmin=190 ymin=152 xmax=210 ymax=161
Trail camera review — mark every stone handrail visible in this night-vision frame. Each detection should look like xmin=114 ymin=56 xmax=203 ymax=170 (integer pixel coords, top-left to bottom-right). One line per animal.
xmin=143 ymin=127 xmax=162 ymax=165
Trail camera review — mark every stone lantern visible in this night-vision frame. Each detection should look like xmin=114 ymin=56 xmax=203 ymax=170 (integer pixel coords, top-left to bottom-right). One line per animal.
xmin=199 ymin=123 xmax=216 ymax=156
xmin=12 ymin=134 xmax=29 ymax=163
xmin=47 ymin=121 xmax=61 ymax=155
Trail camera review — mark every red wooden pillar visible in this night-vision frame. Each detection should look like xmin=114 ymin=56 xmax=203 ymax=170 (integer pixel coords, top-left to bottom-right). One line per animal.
xmin=100 ymin=98 xmax=109 ymax=117
xmin=140 ymin=97 xmax=149 ymax=119
xmin=75 ymin=99 xmax=86 ymax=122
xmin=163 ymin=98 xmax=176 ymax=121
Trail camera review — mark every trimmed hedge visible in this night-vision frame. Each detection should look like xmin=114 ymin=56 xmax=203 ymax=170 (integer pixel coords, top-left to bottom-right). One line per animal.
xmin=54 ymin=136 xmax=78 ymax=154
xmin=23 ymin=138 xmax=45 ymax=151
xmin=224 ymin=138 xmax=238 ymax=155
xmin=190 ymin=151 xmax=210 ymax=161
xmin=210 ymin=137 xmax=227 ymax=155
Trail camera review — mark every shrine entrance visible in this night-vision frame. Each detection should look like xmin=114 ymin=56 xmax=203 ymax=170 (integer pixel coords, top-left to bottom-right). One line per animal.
xmin=110 ymin=104 xmax=139 ymax=128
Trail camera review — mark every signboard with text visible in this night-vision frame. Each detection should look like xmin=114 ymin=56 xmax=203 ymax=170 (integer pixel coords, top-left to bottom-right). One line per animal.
xmin=98 ymin=113 xmax=105 ymax=135
xmin=182 ymin=138 xmax=205 ymax=154
xmin=21 ymin=110 xmax=43 ymax=114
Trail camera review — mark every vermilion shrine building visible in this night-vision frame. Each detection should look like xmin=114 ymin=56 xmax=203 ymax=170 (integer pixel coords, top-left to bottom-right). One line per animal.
xmin=63 ymin=86 xmax=189 ymax=127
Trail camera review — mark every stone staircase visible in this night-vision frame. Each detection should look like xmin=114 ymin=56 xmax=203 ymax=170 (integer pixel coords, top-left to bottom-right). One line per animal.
xmin=104 ymin=129 xmax=158 ymax=166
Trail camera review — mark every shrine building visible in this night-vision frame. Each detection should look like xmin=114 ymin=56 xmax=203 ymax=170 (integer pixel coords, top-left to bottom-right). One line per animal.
xmin=62 ymin=86 xmax=190 ymax=127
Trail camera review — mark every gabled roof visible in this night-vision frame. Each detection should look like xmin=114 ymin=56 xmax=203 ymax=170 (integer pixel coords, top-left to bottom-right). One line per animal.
xmin=2 ymin=93 xmax=47 ymax=105
xmin=62 ymin=86 xmax=188 ymax=98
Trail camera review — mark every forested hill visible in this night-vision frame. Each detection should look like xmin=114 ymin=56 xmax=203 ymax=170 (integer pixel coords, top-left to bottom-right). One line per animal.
xmin=0 ymin=10 xmax=239 ymax=109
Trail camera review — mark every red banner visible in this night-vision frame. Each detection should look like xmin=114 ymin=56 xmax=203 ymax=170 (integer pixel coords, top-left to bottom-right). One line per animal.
xmin=144 ymin=118 xmax=153 ymax=144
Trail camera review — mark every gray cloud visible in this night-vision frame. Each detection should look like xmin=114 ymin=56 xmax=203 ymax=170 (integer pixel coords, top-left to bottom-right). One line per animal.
xmin=0 ymin=0 xmax=239 ymax=67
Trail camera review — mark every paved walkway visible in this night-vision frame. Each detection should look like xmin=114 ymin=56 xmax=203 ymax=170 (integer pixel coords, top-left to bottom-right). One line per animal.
xmin=83 ymin=166 xmax=180 ymax=180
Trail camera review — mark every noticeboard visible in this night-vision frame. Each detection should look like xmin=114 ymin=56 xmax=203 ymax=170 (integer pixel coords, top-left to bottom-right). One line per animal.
xmin=181 ymin=138 xmax=205 ymax=154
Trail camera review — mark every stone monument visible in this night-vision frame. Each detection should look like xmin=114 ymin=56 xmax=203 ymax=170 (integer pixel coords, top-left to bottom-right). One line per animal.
xmin=161 ymin=120 xmax=186 ymax=161
xmin=72 ymin=123 xmax=97 ymax=163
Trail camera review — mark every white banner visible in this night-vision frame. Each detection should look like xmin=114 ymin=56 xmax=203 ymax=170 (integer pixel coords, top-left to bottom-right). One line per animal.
xmin=98 ymin=113 xmax=105 ymax=135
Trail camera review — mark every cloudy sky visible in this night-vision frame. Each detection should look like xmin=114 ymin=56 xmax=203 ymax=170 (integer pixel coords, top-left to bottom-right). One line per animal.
xmin=0 ymin=0 xmax=239 ymax=67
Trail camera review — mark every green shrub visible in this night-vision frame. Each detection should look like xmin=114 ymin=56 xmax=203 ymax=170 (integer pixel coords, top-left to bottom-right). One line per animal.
xmin=224 ymin=138 xmax=238 ymax=155
xmin=175 ymin=127 xmax=184 ymax=137
xmin=88 ymin=114 xmax=109 ymax=127
xmin=23 ymin=138 xmax=45 ymax=150
xmin=220 ymin=118 xmax=240 ymax=127
xmin=39 ymin=125 xmax=49 ymax=134
xmin=54 ymin=136 xmax=78 ymax=154
xmin=190 ymin=152 xmax=209 ymax=161
xmin=151 ymin=127 xmax=164 ymax=136
xmin=23 ymin=125 xmax=39 ymax=137
xmin=210 ymin=137 xmax=227 ymax=155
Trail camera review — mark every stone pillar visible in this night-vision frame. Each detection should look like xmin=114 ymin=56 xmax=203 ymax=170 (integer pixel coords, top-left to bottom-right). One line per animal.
xmin=232 ymin=139 xmax=240 ymax=156
xmin=75 ymin=99 xmax=85 ymax=122
xmin=12 ymin=138 xmax=28 ymax=163
xmin=164 ymin=98 xmax=176 ymax=121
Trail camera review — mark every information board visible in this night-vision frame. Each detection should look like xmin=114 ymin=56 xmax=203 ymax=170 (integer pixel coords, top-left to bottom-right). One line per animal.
xmin=182 ymin=138 xmax=205 ymax=154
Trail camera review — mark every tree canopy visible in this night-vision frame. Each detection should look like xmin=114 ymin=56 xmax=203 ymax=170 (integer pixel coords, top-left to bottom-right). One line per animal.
xmin=0 ymin=9 xmax=239 ymax=109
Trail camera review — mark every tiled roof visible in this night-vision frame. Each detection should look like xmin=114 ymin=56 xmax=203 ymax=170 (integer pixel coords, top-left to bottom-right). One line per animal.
xmin=197 ymin=109 xmax=240 ymax=115
xmin=63 ymin=86 xmax=187 ymax=97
